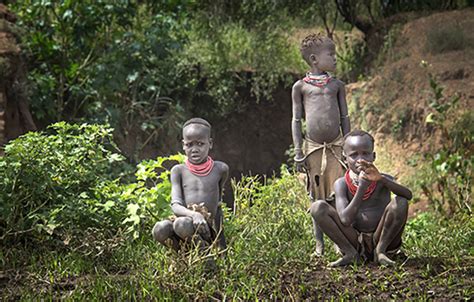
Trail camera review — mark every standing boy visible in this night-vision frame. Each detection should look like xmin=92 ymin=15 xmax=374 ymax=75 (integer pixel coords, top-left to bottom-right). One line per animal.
xmin=292 ymin=33 xmax=350 ymax=256
xmin=311 ymin=130 xmax=412 ymax=266
xmin=152 ymin=118 xmax=229 ymax=252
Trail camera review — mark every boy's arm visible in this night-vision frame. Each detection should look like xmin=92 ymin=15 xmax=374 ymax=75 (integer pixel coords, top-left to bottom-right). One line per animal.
xmin=337 ymin=81 xmax=350 ymax=135
xmin=291 ymin=81 xmax=305 ymax=164
xmin=218 ymin=162 xmax=229 ymax=198
xmin=360 ymin=160 xmax=413 ymax=200
xmin=335 ymin=177 xmax=370 ymax=226
xmin=170 ymin=165 xmax=207 ymax=226
xmin=216 ymin=163 xmax=229 ymax=250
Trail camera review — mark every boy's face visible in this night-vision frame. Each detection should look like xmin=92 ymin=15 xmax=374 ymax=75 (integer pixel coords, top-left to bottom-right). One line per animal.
xmin=312 ymin=43 xmax=336 ymax=72
xmin=343 ymin=135 xmax=375 ymax=174
xmin=182 ymin=124 xmax=213 ymax=164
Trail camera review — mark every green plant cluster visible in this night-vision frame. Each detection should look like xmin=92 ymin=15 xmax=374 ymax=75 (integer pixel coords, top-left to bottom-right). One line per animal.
xmin=418 ymin=62 xmax=473 ymax=215
xmin=0 ymin=122 xmax=182 ymax=249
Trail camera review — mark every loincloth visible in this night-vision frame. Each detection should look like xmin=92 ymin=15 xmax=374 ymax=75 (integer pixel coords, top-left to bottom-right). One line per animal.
xmin=298 ymin=135 xmax=346 ymax=201
xmin=357 ymin=231 xmax=401 ymax=261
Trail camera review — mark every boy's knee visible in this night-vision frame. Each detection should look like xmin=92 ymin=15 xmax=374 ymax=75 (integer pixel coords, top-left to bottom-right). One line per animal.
xmin=173 ymin=217 xmax=194 ymax=239
xmin=152 ymin=220 xmax=173 ymax=243
xmin=310 ymin=199 xmax=330 ymax=218
xmin=390 ymin=196 xmax=409 ymax=216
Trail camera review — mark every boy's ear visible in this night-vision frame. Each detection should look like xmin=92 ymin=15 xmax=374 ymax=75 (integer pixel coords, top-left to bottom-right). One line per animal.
xmin=373 ymin=152 xmax=376 ymax=161
xmin=310 ymin=53 xmax=318 ymax=64
xmin=209 ymin=138 xmax=213 ymax=149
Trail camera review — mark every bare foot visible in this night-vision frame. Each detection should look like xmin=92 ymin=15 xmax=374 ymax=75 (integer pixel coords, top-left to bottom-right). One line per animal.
xmin=328 ymin=253 xmax=360 ymax=267
xmin=333 ymin=243 xmax=342 ymax=255
xmin=314 ymin=240 xmax=325 ymax=257
xmin=376 ymin=253 xmax=396 ymax=266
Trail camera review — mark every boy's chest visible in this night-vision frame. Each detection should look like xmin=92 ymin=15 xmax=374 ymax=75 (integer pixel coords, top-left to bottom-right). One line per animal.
xmin=181 ymin=170 xmax=220 ymax=192
xmin=352 ymin=186 xmax=391 ymax=211
xmin=303 ymin=82 xmax=338 ymax=98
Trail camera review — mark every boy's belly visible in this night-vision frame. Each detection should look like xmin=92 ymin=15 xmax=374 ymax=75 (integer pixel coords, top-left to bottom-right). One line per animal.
xmin=183 ymin=190 xmax=220 ymax=217
xmin=304 ymin=101 xmax=341 ymax=143
xmin=353 ymin=208 xmax=385 ymax=233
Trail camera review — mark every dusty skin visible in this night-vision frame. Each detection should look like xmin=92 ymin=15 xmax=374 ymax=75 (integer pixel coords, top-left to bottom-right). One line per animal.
xmin=292 ymin=33 xmax=350 ymax=256
xmin=152 ymin=118 xmax=229 ymax=252
xmin=311 ymin=130 xmax=412 ymax=267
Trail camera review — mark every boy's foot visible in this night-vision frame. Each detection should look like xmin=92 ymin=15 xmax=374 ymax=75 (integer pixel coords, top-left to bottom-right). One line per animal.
xmin=375 ymin=252 xmax=396 ymax=266
xmin=333 ymin=243 xmax=342 ymax=255
xmin=314 ymin=240 xmax=324 ymax=257
xmin=328 ymin=253 xmax=360 ymax=267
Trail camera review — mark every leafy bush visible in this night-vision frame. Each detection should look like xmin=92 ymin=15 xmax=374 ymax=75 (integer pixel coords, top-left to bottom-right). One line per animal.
xmin=0 ymin=122 xmax=182 ymax=248
xmin=418 ymin=62 xmax=473 ymax=215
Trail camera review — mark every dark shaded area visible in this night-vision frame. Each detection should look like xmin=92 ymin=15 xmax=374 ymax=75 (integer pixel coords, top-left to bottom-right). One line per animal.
xmin=211 ymin=86 xmax=293 ymax=203
xmin=0 ymin=4 xmax=36 ymax=149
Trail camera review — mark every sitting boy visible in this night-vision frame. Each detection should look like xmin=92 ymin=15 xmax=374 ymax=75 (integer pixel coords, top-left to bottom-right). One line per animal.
xmin=152 ymin=118 xmax=229 ymax=252
xmin=310 ymin=130 xmax=412 ymax=266
xmin=292 ymin=33 xmax=350 ymax=256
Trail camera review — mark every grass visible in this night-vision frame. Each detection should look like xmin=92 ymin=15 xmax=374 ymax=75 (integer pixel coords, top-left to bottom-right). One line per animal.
xmin=1 ymin=169 xmax=473 ymax=300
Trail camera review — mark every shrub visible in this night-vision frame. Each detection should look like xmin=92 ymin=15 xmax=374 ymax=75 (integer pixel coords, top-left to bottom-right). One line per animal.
xmin=425 ymin=24 xmax=470 ymax=54
xmin=418 ymin=62 xmax=473 ymax=215
xmin=0 ymin=122 xmax=182 ymax=249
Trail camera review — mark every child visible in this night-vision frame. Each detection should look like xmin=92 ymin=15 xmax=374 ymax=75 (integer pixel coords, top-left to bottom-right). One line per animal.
xmin=310 ymin=130 xmax=412 ymax=266
xmin=152 ymin=118 xmax=229 ymax=251
xmin=292 ymin=33 xmax=351 ymax=256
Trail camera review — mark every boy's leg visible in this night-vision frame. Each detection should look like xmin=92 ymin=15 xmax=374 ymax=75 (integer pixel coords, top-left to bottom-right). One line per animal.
xmin=174 ymin=217 xmax=211 ymax=251
xmin=312 ymin=216 xmax=325 ymax=256
xmin=310 ymin=200 xmax=360 ymax=266
xmin=173 ymin=217 xmax=195 ymax=240
xmin=373 ymin=196 xmax=409 ymax=266
xmin=152 ymin=220 xmax=180 ymax=250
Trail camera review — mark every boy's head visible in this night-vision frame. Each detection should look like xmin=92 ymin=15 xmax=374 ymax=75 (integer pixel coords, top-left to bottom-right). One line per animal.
xmin=300 ymin=33 xmax=336 ymax=72
xmin=343 ymin=130 xmax=376 ymax=174
xmin=182 ymin=118 xmax=213 ymax=164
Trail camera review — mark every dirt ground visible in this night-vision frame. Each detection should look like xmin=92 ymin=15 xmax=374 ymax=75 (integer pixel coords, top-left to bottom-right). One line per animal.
xmin=1 ymin=254 xmax=472 ymax=300
xmin=278 ymin=256 xmax=473 ymax=300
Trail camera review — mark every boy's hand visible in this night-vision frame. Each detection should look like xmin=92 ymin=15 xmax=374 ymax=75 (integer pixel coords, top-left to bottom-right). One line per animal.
xmin=191 ymin=212 xmax=207 ymax=228
xmin=358 ymin=171 xmax=371 ymax=187
xmin=294 ymin=151 xmax=306 ymax=172
xmin=359 ymin=160 xmax=382 ymax=182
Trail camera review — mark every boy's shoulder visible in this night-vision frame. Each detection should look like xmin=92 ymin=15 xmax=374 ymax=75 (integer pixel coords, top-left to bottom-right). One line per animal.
xmin=335 ymin=176 xmax=347 ymax=188
xmin=213 ymin=160 xmax=229 ymax=173
xmin=171 ymin=163 xmax=186 ymax=174
xmin=331 ymin=77 xmax=345 ymax=88
xmin=292 ymin=79 xmax=305 ymax=90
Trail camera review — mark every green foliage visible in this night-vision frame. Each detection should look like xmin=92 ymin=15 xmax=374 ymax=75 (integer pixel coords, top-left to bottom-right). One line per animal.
xmin=375 ymin=24 xmax=402 ymax=66
xmin=0 ymin=123 xmax=123 ymax=241
xmin=418 ymin=62 xmax=473 ymax=215
xmin=12 ymin=0 xmax=138 ymax=121
xmin=404 ymin=212 xmax=473 ymax=260
xmin=118 ymin=154 xmax=185 ymax=239
xmin=0 ymin=122 xmax=182 ymax=247
xmin=425 ymin=24 xmax=471 ymax=54
xmin=336 ymin=33 xmax=367 ymax=82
